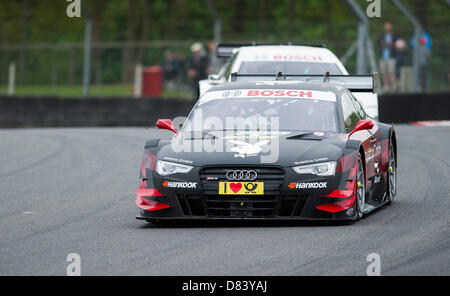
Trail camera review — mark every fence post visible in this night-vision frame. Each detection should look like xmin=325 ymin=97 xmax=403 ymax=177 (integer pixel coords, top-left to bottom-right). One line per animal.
xmin=205 ymin=0 xmax=222 ymax=44
xmin=8 ymin=63 xmax=16 ymax=96
xmin=346 ymin=0 xmax=374 ymax=75
xmin=134 ymin=64 xmax=143 ymax=98
xmin=83 ymin=18 xmax=92 ymax=98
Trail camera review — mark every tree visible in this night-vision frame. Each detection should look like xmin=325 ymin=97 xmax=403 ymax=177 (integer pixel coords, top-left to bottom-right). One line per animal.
xmin=122 ymin=0 xmax=138 ymax=83
xmin=91 ymin=0 xmax=107 ymax=85
xmin=137 ymin=0 xmax=153 ymax=65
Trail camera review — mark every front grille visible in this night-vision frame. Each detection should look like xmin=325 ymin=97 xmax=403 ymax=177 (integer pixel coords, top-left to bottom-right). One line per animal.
xmin=179 ymin=166 xmax=284 ymax=218
xmin=177 ymin=195 xmax=206 ymax=216
xmin=205 ymin=194 xmax=278 ymax=217
xmin=278 ymin=195 xmax=308 ymax=217
xmin=200 ymin=166 xmax=285 ymax=196
xmin=176 ymin=167 xmax=308 ymax=218
xmin=176 ymin=194 xmax=308 ymax=218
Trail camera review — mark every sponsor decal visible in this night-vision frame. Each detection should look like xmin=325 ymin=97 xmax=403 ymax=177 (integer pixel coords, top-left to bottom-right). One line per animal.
xmin=229 ymin=139 xmax=270 ymax=158
xmin=375 ymin=144 xmax=382 ymax=157
xmin=244 ymin=53 xmax=327 ymax=63
xmin=273 ymin=55 xmax=323 ymax=62
xmin=288 ymin=182 xmax=328 ymax=189
xmin=163 ymin=156 xmax=193 ymax=165
xmin=294 ymin=157 xmax=329 ymax=166
xmin=365 ymin=148 xmax=375 ymax=162
xmin=162 ymin=181 xmax=197 ymax=188
xmin=222 ymin=90 xmax=242 ymax=97
xmin=247 ymin=90 xmax=313 ymax=98
xmin=219 ymin=182 xmax=264 ymax=195
xmin=199 ymin=89 xmax=337 ymax=105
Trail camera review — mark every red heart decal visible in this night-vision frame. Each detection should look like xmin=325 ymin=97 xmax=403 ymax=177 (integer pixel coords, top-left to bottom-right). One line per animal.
xmin=229 ymin=183 xmax=242 ymax=193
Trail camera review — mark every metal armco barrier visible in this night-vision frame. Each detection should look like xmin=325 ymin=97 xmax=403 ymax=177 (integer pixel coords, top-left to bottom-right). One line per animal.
xmin=0 ymin=92 xmax=448 ymax=128
xmin=378 ymin=92 xmax=450 ymax=123
xmin=0 ymin=96 xmax=195 ymax=128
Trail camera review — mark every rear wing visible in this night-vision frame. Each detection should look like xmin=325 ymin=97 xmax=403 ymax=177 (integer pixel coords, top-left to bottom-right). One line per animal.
xmin=216 ymin=43 xmax=245 ymax=58
xmin=230 ymin=72 xmax=378 ymax=93
xmin=216 ymin=42 xmax=327 ymax=59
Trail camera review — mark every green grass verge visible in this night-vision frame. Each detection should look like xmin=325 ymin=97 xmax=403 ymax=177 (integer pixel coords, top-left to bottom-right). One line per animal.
xmin=0 ymin=84 xmax=194 ymax=100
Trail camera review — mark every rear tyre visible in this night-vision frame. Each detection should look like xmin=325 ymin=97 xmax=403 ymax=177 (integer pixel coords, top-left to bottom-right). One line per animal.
xmin=386 ymin=141 xmax=397 ymax=205
xmin=354 ymin=154 xmax=366 ymax=221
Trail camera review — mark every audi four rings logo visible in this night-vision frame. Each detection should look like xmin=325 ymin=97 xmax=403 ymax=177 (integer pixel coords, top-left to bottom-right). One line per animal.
xmin=226 ymin=170 xmax=258 ymax=181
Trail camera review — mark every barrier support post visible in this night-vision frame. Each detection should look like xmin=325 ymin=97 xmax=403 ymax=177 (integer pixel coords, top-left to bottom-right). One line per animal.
xmin=8 ymin=63 xmax=16 ymax=96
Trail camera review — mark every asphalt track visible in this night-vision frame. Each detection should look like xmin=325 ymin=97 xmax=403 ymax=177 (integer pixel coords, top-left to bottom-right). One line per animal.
xmin=0 ymin=125 xmax=449 ymax=276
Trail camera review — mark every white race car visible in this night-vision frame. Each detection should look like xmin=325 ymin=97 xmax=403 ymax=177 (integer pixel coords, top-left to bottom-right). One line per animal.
xmin=199 ymin=44 xmax=379 ymax=119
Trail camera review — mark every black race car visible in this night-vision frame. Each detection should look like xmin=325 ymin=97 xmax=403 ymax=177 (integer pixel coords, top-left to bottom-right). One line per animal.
xmin=136 ymin=74 xmax=397 ymax=222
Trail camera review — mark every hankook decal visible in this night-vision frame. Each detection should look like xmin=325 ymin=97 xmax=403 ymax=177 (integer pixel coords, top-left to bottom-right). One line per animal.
xmin=162 ymin=181 xmax=197 ymax=188
xmin=288 ymin=182 xmax=328 ymax=189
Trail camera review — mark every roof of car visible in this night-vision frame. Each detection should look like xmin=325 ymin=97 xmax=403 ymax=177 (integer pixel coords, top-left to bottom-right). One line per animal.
xmin=199 ymin=81 xmax=344 ymax=104
xmin=236 ymin=45 xmax=339 ymax=63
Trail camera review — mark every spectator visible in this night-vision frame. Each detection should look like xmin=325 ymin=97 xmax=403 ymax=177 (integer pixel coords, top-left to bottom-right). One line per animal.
xmin=176 ymin=53 xmax=187 ymax=84
xmin=207 ymin=41 xmax=221 ymax=74
xmin=188 ymin=42 xmax=209 ymax=98
xmin=161 ymin=51 xmax=181 ymax=90
xmin=418 ymin=35 xmax=431 ymax=92
xmin=394 ymin=39 xmax=407 ymax=79
xmin=411 ymin=32 xmax=432 ymax=92
xmin=378 ymin=22 xmax=398 ymax=92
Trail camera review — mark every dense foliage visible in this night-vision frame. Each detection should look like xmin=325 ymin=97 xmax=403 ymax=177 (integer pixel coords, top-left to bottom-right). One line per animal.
xmin=0 ymin=0 xmax=448 ymax=89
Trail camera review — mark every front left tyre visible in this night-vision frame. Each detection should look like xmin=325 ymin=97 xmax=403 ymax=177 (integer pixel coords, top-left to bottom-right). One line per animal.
xmin=355 ymin=153 xmax=366 ymax=221
xmin=386 ymin=140 xmax=397 ymax=205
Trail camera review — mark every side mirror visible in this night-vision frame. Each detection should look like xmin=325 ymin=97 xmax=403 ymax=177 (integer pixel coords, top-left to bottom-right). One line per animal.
xmin=156 ymin=119 xmax=178 ymax=134
xmin=348 ymin=120 xmax=374 ymax=139
xmin=208 ymin=74 xmax=223 ymax=84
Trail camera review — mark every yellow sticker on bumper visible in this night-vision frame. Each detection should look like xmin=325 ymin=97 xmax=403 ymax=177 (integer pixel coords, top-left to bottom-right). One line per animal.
xmin=218 ymin=182 xmax=264 ymax=195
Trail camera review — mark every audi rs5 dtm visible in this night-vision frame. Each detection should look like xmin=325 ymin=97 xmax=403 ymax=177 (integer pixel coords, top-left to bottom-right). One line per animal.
xmin=137 ymin=75 xmax=396 ymax=223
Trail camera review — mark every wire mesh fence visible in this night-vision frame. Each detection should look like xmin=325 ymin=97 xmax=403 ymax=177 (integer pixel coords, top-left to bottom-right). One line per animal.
xmin=0 ymin=0 xmax=448 ymax=96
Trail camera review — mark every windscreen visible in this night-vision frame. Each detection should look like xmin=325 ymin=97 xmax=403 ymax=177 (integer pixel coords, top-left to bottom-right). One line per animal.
xmin=238 ymin=61 xmax=343 ymax=75
xmin=184 ymin=95 xmax=338 ymax=133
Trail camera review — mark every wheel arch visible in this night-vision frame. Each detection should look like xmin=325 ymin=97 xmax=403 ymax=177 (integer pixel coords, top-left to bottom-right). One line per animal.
xmin=358 ymin=144 xmax=366 ymax=181
xmin=390 ymin=128 xmax=397 ymax=168
xmin=377 ymin=122 xmax=397 ymax=169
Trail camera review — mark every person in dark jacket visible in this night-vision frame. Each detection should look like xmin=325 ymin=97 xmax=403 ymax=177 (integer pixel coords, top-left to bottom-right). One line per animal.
xmin=161 ymin=51 xmax=182 ymax=89
xmin=188 ymin=42 xmax=209 ymax=98
xmin=394 ymin=39 xmax=407 ymax=79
